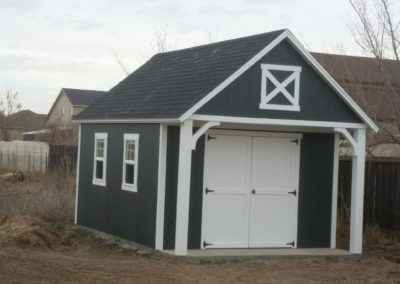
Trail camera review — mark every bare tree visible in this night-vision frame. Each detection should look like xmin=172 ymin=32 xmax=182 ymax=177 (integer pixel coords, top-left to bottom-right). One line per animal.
xmin=349 ymin=0 xmax=400 ymax=146
xmin=111 ymin=49 xmax=130 ymax=76
xmin=0 ymin=90 xmax=22 ymax=141
xmin=154 ymin=27 xmax=169 ymax=53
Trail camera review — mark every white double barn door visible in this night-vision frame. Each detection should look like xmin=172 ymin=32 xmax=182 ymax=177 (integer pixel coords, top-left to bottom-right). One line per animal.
xmin=203 ymin=132 xmax=300 ymax=249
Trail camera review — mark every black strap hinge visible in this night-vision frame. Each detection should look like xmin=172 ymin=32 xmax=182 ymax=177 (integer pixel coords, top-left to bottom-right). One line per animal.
xmin=207 ymin=135 xmax=216 ymax=141
xmin=288 ymin=190 xmax=297 ymax=197
xmin=286 ymin=241 xmax=295 ymax=247
xmin=203 ymin=241 xmax=213 ymax=248
xmin=205 ymin=188 xmax=215 ymax=194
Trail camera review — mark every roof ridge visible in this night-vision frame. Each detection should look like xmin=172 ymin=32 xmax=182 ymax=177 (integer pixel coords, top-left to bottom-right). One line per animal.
xmin=62 ymin=88 xmax=108 ymax=93
xmin=155 ymin=29 xmax=287 ymax=56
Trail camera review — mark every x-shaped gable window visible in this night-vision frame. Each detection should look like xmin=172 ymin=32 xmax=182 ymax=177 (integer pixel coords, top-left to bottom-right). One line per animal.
xmin=259 ymin=64 xmax=302 ymax=111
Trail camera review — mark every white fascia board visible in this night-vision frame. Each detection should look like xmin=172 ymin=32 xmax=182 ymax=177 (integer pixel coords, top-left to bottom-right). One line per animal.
xmin=191 ymin=114 xmax=366 ymax=129
xmin=178 ymin=29 xmax=378 ymax=132
xmin=73 ymin=118 xmax=179 ymax=124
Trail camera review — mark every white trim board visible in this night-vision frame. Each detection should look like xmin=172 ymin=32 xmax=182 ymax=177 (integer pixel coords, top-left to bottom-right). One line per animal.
xmin=155 ymin=124 xmax=168 ymax=250
xmin=74 ymin=125 xmax=82 ymax=224
xmin=331 ymin=133 xmax=340 ymax=249
xmin=192 ymin=114 xmax=366 ymax=130
xmin=179 ymin=29 xmax=378 ymax=133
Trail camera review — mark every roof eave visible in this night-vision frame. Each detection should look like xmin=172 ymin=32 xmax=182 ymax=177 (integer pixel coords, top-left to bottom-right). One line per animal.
xmin=72 ymin=118 xmax=180 ymax=124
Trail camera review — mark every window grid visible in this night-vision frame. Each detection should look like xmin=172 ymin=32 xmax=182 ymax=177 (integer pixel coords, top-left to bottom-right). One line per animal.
xmin=122 ymin=134 xmax=139 ymax=192
xmin=93 ymin=133 xmax=107 ymax=187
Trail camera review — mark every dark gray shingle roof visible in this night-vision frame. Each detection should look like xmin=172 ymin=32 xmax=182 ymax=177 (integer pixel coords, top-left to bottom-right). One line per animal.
xmin=63 ymin=88 xmax=107 ymax=106
xmin=77 ymin=30 xmax=286 ymax=120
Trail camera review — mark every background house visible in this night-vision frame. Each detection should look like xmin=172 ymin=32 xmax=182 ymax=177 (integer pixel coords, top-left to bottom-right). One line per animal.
xmin=314 ymin=53 xmax=400 ymax=158
xmin=0 ymin=110 xmax=46 ymax=141
xmin=46 ymin=88 xmax=107 ymax=145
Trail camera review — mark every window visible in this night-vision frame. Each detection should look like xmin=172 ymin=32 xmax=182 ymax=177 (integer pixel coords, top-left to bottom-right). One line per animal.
xmin=93 ymin=133 xmax=107 ymax=186
xmin=122 ymin=134 xmax=139 ymax=191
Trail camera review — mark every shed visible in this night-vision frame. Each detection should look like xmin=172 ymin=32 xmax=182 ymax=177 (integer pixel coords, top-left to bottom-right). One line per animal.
xmin=74 ymin=29 xmax=378 ymax=256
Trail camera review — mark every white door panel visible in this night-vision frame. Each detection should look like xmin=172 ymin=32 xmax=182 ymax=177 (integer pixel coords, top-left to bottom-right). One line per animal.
xmin=203 ymin=132 xmax=300 ymax=249
xmin=203 ymin=135 xmax=251 ymax=248
xmin=249 ymin=137 xmax=300 ymax=248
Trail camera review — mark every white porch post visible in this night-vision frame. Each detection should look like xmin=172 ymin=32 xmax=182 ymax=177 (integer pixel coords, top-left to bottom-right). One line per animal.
xmin=330 ymin=133 xmax=340 ymax=249
xmin=174 ymin=119 xmax=193 ymax=255
xmin=349 ymin=128 xmax=366 ymax=254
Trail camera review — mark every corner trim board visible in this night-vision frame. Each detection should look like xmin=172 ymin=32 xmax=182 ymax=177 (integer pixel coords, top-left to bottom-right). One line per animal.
xmin=74 ymin=124 xmax=81 ymax=224
xmin=155 ymin=124 xmax=168 ymax=250
xmin=330 ymin=133 xmax=340 ymax=249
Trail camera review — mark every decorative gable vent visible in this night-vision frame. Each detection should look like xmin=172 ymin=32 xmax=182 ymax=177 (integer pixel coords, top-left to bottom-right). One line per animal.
xmin=259 ymin=64 xmax=302 ymax=111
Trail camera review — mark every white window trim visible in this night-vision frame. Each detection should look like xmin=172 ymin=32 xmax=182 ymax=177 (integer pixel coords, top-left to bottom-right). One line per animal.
xmin=92 ymin=133 xmax=108 ymax=187
xmin=259 ymin=64 xmax=302 ymax=112
xmin=122 ymin=133 xmax=140 ymax=192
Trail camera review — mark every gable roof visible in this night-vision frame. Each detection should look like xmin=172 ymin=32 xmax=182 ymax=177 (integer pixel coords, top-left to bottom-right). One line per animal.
xmin=76 ymin=29 xmax=378 ymax=132
xmin=63 ymin=88 xmax=107 ymax=106
xmin=312 ymin=52 xmax=400 ymax=123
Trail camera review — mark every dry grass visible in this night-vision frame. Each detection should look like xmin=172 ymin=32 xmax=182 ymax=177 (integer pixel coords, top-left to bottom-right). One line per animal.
xmin=0 ymin=171 xmax=75 ymax=222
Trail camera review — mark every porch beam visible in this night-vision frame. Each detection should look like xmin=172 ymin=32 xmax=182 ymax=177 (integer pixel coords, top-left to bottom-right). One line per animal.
xmin=191 ymin=121 xmax=220 ymax=150
xmin=174 ymin=119 xmax=194 ymax=255
xmin=192 ymin=114 xmax=366 ymax=129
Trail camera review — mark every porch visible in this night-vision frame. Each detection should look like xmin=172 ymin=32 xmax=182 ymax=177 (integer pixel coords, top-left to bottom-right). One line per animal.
xmin=164 ymin=115 xmax=367 ymax=256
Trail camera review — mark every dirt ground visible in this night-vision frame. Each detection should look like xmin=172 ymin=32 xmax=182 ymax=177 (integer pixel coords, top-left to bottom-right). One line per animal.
xmin=0 ymin=219 xmax=399 ymax=284
xmin=0 ymin=174 xmax=399 ymax=283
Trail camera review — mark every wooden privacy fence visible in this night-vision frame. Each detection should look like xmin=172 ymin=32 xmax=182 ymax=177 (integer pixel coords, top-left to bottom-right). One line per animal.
xmin=48 ymin=145 xmax=77 ymax=173
xmin=0 ymin=141 xmax=48 ymax=173
xmin=339 ymin=159 xmax=400 ymax=230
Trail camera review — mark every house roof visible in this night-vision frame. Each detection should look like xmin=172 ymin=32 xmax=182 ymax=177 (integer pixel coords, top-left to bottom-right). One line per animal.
xmin=75 ymin=29 xmax=377 ymax=131
xmin=46 ymin=88 xmax=107 ymax=125
xmin=312 ymin=53 xmax=400 ymax=123
xmin=62 ymin=88 xmax=107 ymax=106
xmin=5 ymin=110 xmax=46 ymax=130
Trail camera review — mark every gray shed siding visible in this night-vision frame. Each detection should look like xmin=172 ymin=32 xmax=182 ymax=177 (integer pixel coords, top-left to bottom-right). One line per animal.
xmin=197 ymin=39 xmax=362 ymax=124
xmin=76 ymin=123 xmax=160 ymax=248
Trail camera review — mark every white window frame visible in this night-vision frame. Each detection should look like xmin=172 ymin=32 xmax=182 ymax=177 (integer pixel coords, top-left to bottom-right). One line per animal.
xmin=92 ymin=133 xmax=108 ymax=187
xmin=122 ymin=133 xmax=140 ymax=192
xmin=259 ymin=64 xmax=302 ymax=112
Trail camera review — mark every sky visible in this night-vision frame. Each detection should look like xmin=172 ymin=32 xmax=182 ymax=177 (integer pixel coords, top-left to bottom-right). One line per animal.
xmin=0 ymin=0 xmax=369 ymax=114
